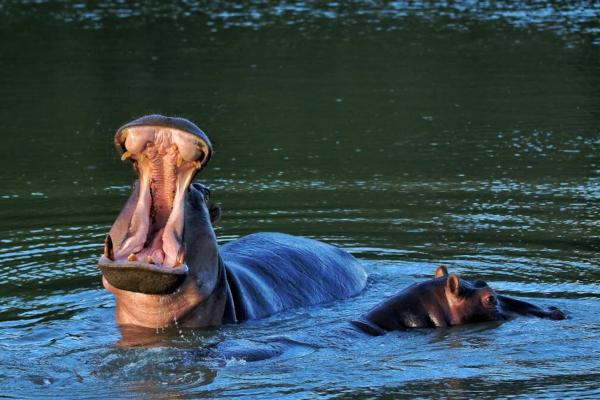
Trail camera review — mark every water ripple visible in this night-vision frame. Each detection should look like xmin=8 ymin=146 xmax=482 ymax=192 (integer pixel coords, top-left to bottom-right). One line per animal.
xmin=2 ymin=1 xmax=600 ymax=44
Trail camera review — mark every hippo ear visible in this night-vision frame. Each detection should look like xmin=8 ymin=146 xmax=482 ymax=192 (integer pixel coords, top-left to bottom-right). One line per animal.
xmin=446 ymin=274 xmax=462 ymax=297
xmin=209 ymin=204 xmax=221 ymax=225
xmin=435 ymin=265 xmax=448 ymax=278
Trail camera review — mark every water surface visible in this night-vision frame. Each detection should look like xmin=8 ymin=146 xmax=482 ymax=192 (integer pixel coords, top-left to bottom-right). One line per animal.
xmin=0 ymin=1 xmax=599 ymax=398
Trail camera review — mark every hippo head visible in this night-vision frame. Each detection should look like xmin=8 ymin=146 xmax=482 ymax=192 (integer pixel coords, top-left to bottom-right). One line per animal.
xmin=443 ymin=273 xmax=505 ymax=325
xmin=98 ymin=115 xmax=224 ymax=328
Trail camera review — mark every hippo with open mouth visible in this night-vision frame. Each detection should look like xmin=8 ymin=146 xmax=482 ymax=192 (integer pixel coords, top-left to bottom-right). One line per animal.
xmin=98 ymin=115 xmax=367 ymax=329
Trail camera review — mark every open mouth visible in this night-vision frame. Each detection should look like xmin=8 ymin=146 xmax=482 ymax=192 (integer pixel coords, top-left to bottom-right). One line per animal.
xmin=98 ymin=115 xmax=212 ymax=294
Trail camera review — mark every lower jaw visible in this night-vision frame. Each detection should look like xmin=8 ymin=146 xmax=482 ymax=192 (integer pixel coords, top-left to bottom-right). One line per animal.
xmin=98 ymin=255 xmax=189 ymax=295
xmin=105 ymin=276 xmax=205 ymax=329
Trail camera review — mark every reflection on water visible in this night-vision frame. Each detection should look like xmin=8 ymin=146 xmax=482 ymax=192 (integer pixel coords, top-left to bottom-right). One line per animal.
xmin=0 ymin=1 xmax=599 ymax=398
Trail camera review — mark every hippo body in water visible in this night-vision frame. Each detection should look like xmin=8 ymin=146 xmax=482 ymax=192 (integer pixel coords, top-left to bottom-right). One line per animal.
xmin=99 ymin=115 xmax=367 ymax=329
xmin=197 ymin=266 xmax=566 ymax=361
xmin=352 ymin=266 xmax=566 ymax=335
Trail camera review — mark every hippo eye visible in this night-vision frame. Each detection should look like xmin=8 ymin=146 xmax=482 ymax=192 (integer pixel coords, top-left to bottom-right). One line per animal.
xmin=483 ymin=294 xmax=497 ymax=306
xmin=190 ymin=183 xmax=211 ymax=201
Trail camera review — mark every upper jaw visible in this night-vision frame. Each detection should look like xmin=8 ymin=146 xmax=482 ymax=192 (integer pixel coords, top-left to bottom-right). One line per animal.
xmin=114 ymin=114 xmax=212 ymax=168
xmin=99 ymin=116 xmax=212 ymax=295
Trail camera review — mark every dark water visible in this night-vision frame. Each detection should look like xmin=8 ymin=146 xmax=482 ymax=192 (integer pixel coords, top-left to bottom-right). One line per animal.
xmin=1 ymin=1 xmax=599 ymax=398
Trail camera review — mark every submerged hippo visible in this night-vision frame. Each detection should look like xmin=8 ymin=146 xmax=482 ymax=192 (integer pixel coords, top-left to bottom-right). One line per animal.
xmin=98 ymin=115 xmax=367 ymax=329
xmin=352 ymin=266 xmax=566 ymax=335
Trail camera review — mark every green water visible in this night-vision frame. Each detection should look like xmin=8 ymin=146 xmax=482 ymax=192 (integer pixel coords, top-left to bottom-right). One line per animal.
xmin=0 ymin=1 xmax=599 ymax=398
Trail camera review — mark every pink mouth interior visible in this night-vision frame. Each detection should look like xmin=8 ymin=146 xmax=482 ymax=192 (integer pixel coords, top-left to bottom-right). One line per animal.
xmin=113 ymin=126 xmax=206 ymax=268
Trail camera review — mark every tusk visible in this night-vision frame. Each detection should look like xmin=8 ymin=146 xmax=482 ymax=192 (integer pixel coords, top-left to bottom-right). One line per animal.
xmin=175 ymin=246 xmax=185 ymax=267
xmin=104 ymin=234 xmax=114 ymax=260
xmin=121 ymin=151 xmax=132 ymax=161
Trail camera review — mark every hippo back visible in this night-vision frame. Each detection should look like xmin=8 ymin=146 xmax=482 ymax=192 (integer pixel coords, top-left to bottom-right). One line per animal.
xmin=220 ymin=232 xmax=367 ymax=321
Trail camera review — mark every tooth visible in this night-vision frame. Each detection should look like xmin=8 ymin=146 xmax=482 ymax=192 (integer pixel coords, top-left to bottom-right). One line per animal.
xmin=194 ymin=160 xmax=202 ymax=170
xmin=146 ymin=256 xmax=154 ymax=264
xmin=104 ymin=234 xmax=114 ymax=260
xmin=128 ymin=253 xmax=137 ymax=261
xmin=121 ymin=151 xmax=132 ymax=161
xmin=176 ymin=154 xmax=183 ymax=168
